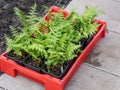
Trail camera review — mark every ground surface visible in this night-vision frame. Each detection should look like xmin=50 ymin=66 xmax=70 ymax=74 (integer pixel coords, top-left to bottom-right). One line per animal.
xmin=0 ymin=0 xmax=120 ymax=90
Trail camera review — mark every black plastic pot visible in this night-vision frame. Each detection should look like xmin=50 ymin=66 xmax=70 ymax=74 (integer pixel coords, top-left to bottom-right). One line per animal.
xmin=23 ymin=56 xmax=41 ymax=72
xmin=24 ymin=63 xmax=41 ymax=72
xmin=6 ymin=51 xmax=28 ymax=66
xmin=80 ymin=35 xmax=93 ymax=50
xmin=79 ymin=38 xmax=86 ymax=50
xmin=85 ymin=35 xmax=93 ymax=46
xmin=40 ymin=59 xmax=75 ymax=79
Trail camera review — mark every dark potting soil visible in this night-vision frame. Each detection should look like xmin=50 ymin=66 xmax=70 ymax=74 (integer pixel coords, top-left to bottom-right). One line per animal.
xmin=42 ymin=62 xmax=68 ymax=76
xmin=24 ymin=57 xmax=41 ymax=68
xmin=39 ymin=59 xmax=75 ymax=79
xmin=6 ymin=50 xmax=29 ymax=65
xmin=23 ymin=57 xmax=42 ymax=72
xmin=23 ymin=55 xmax=71 ymax=79
xmin=23 ymin=57 xmax=68 ymax=78
xmin=0 ymin=0 xmax=72 ymax=55
xmin=7 ymin=50 xmax=28 ymax=60
xmin=23 ymin=56 xmax=64 ymax=76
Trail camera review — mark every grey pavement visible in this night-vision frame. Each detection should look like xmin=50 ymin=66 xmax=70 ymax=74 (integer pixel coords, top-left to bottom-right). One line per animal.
xmin=0 ymin=0 xmax=120 ymax=90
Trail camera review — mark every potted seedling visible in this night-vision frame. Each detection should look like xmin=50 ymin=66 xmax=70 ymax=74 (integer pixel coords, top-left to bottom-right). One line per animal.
xmin=38 ymin=6 xmax=104 ymax=78
xmin=5 ymin=4 xmax=104 ymax=79
xmin=5 ymin=4 xmax=44 ymax=71
xmin=0 ymin=4 xmax=106 ymax=90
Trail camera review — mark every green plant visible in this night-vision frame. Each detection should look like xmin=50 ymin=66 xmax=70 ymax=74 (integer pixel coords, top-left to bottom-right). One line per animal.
xmin=42 ymin=12 xmax=81 ymax=70
xmin=43 ymin=6 xmax=104 ymax=70
xmin=5 ymin=3 xmax=44 ymax=58
xmin=67 ymin=6 xmax=104 ymax=39
xmin=5 ymin=4 xmax=103 ymax=72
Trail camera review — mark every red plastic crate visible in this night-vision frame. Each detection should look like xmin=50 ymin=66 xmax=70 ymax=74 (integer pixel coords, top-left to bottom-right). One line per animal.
xmin=0 ymin=6 xmax=106 ymax=90
xmin=43 ymin=6 xmax=69 ymax=22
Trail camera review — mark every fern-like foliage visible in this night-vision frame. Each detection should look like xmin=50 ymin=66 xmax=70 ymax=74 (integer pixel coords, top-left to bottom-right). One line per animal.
xmin=5 ymin=4 xmax=43 ymax=57
xmin=5 ymin=4 xmax=103 ymax=72
xmin=68 ymin=6 xmax=104 ymax=39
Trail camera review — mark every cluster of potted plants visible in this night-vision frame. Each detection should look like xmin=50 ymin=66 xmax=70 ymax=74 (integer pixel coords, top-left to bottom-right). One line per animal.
xmin=5 ymin=4 xmax=103 ymax=79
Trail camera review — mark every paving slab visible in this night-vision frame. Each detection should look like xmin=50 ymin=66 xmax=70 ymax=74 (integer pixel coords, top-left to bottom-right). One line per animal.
xmin=85 ymin=31 xmax=120 ymax=76
xmin=66 ymin=0 xmax=120 ymax=33
xmin=0 ymin=74 xmax=44 ymax=90
xmin=1 ymin=64 xmax=120 ymax=90
xmin=65 ymin=64 xmax=120 ymax=90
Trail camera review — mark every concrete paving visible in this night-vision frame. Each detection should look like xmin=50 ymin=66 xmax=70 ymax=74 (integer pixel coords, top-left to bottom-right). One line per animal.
xmin=0 ymin=0 xmax=120 ymax=90
xmin=0 ymin=74 xmax=44 ymax=90
xmin=85 ymin=31 xmax=120 ymax=76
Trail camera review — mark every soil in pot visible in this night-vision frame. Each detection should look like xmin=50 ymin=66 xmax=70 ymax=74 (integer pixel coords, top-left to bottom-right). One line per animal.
xmin=40 ymin=59 xmax=75 ymax=79
xmin=6 ymin=50 xmax=28 ymax=65
xmin=23 ymin=55 xmax=75 ymax=79
xmin=23 ymin=57 xmax=42 ymax=72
